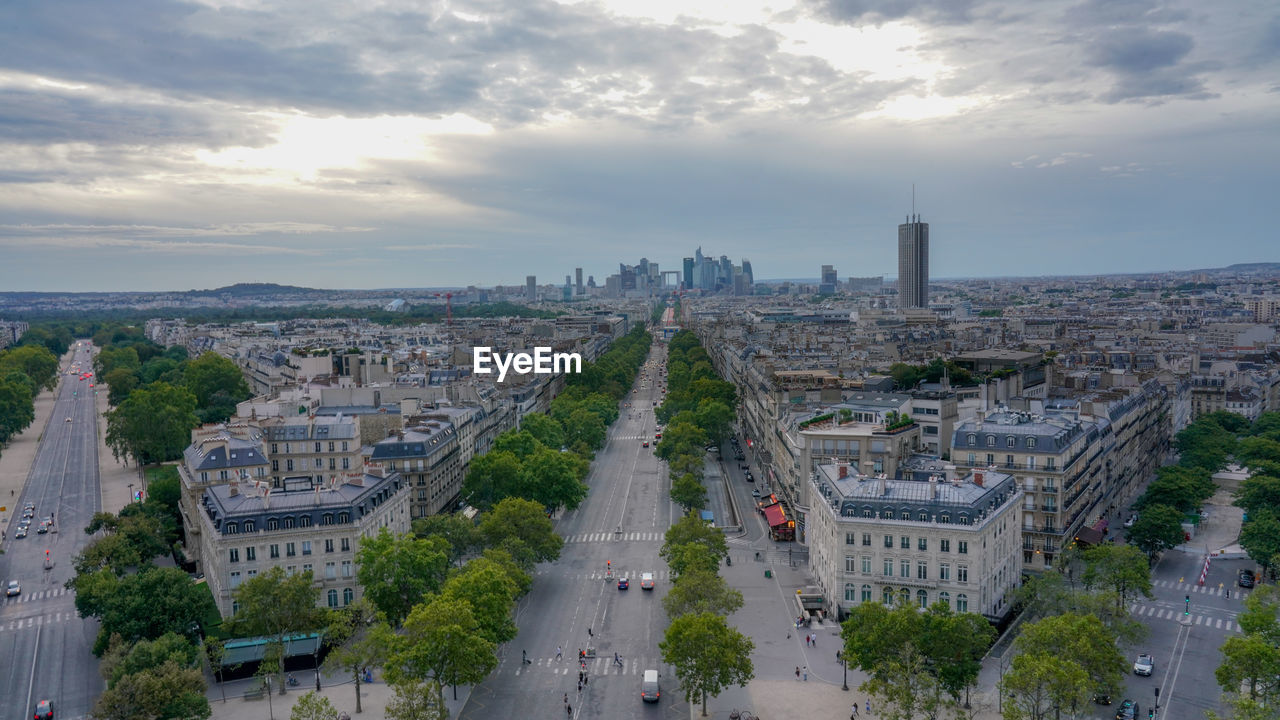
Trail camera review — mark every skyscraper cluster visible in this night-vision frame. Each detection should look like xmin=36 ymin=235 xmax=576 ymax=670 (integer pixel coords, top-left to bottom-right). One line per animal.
xmin=682 ymin=248 xmax=753 ymax=295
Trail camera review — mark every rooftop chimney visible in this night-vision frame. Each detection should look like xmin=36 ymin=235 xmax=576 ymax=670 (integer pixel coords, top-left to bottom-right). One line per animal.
xmin=973 ymin=472 xmax=984 ymax=487
xmin=838 ymin=465 xmax=848 ymax=479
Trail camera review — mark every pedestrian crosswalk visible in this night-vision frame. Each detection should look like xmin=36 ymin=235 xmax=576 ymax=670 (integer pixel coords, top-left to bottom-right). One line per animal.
xmin=534 ymin=569 xmax=674 ymax=582
xmin=1151 ymin=579 xmax=1248 ymax=599
xmin=564 ymin=531 xmax=663 ymax=543
xmin=2 ymin=587 xmax=70 ymax=604
xmin=0 ymin=611 xmax=80 ymax=633
xmin=1129 ymin=604 xmax=1240 ymax=631
xmin=514 ymin=654 xmax=665 ymax=677
xmin=613 ymin=434 xmax=656 ymax=442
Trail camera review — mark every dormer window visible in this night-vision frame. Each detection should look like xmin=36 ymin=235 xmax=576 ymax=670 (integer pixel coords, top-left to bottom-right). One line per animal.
xmin=1026 ymin=437 xmax=1037 ymax=449
xmin=1007 ymin=436 xmax=1016 ymax=448
xmin=244 ymin=520 xmax=255 ymax=533
xmin=986 ymin=436 xmax=996 ymax=447
xmin=967 ymin=434 xmax=976 ymax=445
xmin=226 ymin=522 xmax=239 ymax=534
xmin=267 ymin=518 xmax=279 ymax=531
xmin=338 ymin=512 xmax=350 ymax=524
xmin=283 ymin=517 xmax=295 ymax=529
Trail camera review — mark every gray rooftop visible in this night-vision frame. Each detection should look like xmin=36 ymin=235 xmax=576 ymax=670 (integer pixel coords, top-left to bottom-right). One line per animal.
xmin=184 ymin=435 xmax=268 ymax=472
xmin=813 ymin=463 xmax=1017 ymax=523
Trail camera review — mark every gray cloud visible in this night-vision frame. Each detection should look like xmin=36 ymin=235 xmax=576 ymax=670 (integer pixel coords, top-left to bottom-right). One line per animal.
xmin=1087 ymin=28 xmax=1193 ymax=73
xmin=805 ymin=0 xmax=979 ymax=25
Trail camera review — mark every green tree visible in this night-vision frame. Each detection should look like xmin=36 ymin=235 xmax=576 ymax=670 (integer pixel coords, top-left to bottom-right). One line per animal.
xmin=1236 ymin=584 xmax=1280 ymax=645
xmin=99 ymin=632 xmax=202 ymax=688
xmin=1081 ymin=543 xmax=1154 ymax=613
xmin=1003 ymin=652 xmax=1091 ymax=720
xmin=70 ymin=566 xmax=215 ymax=655
xmin=563 ymin=406 xmax=607 ymax=450
xmin=74 ymin=510 xmax=170 ymax=576
xmin=655 ymin=421 xmax=708 ymax=461
xmin=105 ymin=382 xmax=199 ymax=466
xmin=0 ymin=344 xmax=60 ymax=390
xmin=478 ymin=497 xmax=564 ymax=565
xmin=183 ymin=351 xmax=251 ymax=409
xmin=386 ymin=596 xmax=498 ymax=714
xmin=694 ymin=399 xmax=734 ymax=444
xmin=1240 ymin=508 xmax=1280 ymax=575
xmin=1215 ymin=634 xmax=1280 ymax=703
xmin=659 ymin=612 xmax=754 ymax=716
xmin=479 ymin=547 xmax=534 ymax=597
xmin=322 ymin=599 xmax=391 ymax=714
xmin=520 ymin=413 xmax=564 ymax=450
xmin=1235 ymin=475 xmax=1280 ymax=520
xmin=412 ymin=513 xmax=482 ymax=566
xmin=1126 ymin=504 xmax=1186 ymax=561
xmin=289 ymin=691 xmax=337 ymax=720
xmin=89 ymin=659 xmax=210 ymax=720
xmin=1013 ymin=613 xmax=1127 ymax=709
xmin=518 ymin=446 xmax=589 ymax=511
xmin=384 ymin=679 xmax=446 ymax=720
xmin=670 ymin=473 xmax=708 ymax=512
xmin=927 ymin=606 xmax=996 ymax=708
xmin=661 ymin=567 xmax=743 ymax=618
xmin=223 ymin=567 xmax=327 ymax=695
xmin=660 ymin=512 xmax=728 ymax=571
xmin=0 ymin=376 xmax=36 ymax=444
xmin=1136 ymin=465 xmax=1214 ymax=513
xmin=461 ymin=450 xmax=523 ymax=511
xmin=355 ymin=529 xmax=450 ymax=626
xmin=440 ymin=556 xmax=519 ymax=645
xmin=104 ymin=367 xmax=140 ymax=406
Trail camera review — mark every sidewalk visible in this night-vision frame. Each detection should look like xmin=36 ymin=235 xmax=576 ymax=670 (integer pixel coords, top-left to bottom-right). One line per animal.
xmin=204 ymin=666 xmax=473 ymax=719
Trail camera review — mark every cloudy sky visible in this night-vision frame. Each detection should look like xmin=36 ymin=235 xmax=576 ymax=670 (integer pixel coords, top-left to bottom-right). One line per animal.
xmin=1 ymin=0 xmax=1276 ymax=292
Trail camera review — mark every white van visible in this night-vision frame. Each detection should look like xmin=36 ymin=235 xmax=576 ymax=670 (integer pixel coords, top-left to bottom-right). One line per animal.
xmin=641 ymin=670 xmax=660 ymax=702
xmin=640 ymin=572 xmax=654 ymax=590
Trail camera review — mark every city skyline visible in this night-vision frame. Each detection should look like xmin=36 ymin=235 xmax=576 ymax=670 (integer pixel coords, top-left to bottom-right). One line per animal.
xmin=1 ymin=0 xmax=1277 ymax=292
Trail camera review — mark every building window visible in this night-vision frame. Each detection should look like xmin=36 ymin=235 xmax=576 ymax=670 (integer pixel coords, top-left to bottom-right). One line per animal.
xmin=900 ymin=559 xmax=910 ymax=577
xmin=300 ymin=515 xmax=313 ymax=528
xmin=327 ymin=589 xmax=339 ymax=608
xmin=958 ymin=565 xmax=968 ymax=583
xmin=303 ymin=563 xmax=312 ymax=575
xmin=956 ymin=594 xmax=968 ymax=612
xmin=286 ymin=459 xmax=294 ymax=472
xmin=940 ymin=539 xmax=950 ymax=552
xmin=342 ymin=458 xmax=350 ymax=469
xmin=270 ymin=544 xmax=279 ymax=559
xmin=343 ymin=587 xmax=354 ymax=606
xmin=230 ymin=571 xmax=241 ymax=588
xmin=286 ymin=542 xmax=296 ymax=557
xmin=1007 ymin=436 xmax=1016 ymax=448
xmin=1046 ymin=458 xmax=1056 ymax=470
xmin=986 ymin=453 xmax=995 ymax=465
xmin=1026 ymin=437 xmax=1036 ymax=449
xmin=917 ymin=561 xmax=928 ymax=580
xmin=958 ymin=541 xmax=968 ymax=554
xmin=939 ymin=563 xmax=950 ymax=581
xmin=272 ymin=460 xmax=279 ymax=472
xmin=861 ymin=556 xmax=872 ymax=574
xmin=986 ymin=436 xmax=995 ymax=447
xmin=918 ymin=538 xmax=927 ymax=551
xmin=900 ymin=536 xmax=910 ymax=549
xmin=342 ymin=560 xmax=352 ymax=577
xmin=325 ymin=562 xmax=337 ymax=580
xmin=342 ymin=441 xmax=349 ymax=451
xmin=315 ymin=442 xmax=322 ymax=453
xmin=267 ymin=518 xmax=279 ymax=531
xmin=900 ymin=588 xmax=911 ymax=605
xmin=846 ymin=532 xmax=856 ymax=545
xmin=845 ymin=556 xmax=857 ymax=573
xmin=883 ymin=588 xmax=894 ymax=605
xmin=884 ymin=535 xmax=894 ymax=548
xmin=967 ymin=434 xmax=976 ymax=445
xmin=863 ymin=509 xmax=873 ymax=518
xmin=883 ymin=559 xmax=893 ymax=576
xmin=918 ymin=511 xmax=929 ymax=521
xmin=939 ymin=514 xmax=950 ymax=524
xmin=302 ymin=541 xmax=312 ymax=555
xmin=862 ymin=533 xmax=871 ymax=546
xmin=938 ymin=591 xmax=951 ymax=609
xmin=845 ymin=583 xmax=857 ymax=602
xmin=229 ymin=549 xmax=240 ymax=563
xmin=917 ymin=589 xmax=929 ymax=608
xmin=967 ymin=452 xmax=976 ymax=465
xmin=1006 ymin=454 xmax=1014 ymax=467
xmin=226 ymin=523 xmax=238 ymax=535
xmin=1027 ymin=457 xmax=1036 ymax=470
xmin=325 ymin=539 xmax=335 ymax=553
xmin=861 ymin=585 xmax=872 ymax=602
xmin=338 ymin=512 xmax=350 ymax=524
xmin=283 ymin=517 xmax=295 ymax=529
xmin=341 ymin=538 xmax=350 ymax=552
xmin=246 ymin=547 xmax=256 ymax=561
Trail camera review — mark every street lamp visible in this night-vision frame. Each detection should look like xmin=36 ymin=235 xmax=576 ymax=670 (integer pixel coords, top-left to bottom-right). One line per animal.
xmin=836 ymin=650 xmax=849 ymax=691
xmin=127 ymin=483 xmax=134 ymax=503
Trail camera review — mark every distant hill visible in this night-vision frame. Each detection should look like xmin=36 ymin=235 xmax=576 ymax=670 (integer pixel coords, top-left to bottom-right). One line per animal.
xmin=185 ymin=283 xmax=317 ymax=296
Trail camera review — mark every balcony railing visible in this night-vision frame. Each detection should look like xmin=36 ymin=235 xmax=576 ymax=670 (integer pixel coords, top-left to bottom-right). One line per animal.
xmin=1041 ymin=486 xmax=1058 ymax=493
xmin=1041 ymin=505 xmax=1058 ymax=513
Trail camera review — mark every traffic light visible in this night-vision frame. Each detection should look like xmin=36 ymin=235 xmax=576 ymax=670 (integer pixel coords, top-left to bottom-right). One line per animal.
xmin=1184 ymin=595 xmax=1190 ymax=615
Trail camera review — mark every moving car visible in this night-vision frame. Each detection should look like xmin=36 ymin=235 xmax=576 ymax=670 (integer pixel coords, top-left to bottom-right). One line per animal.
xmin=618 ymin=577 xmax=629 ymax=590
xmin=15 ymin=526 xmax=27 ymax=539
xmin=6 ymin=580 xmax=20 ymax=597
xmin=34 ymin=699 xmax=53 ymax=719
xmin=1133 ymin=653 xmax=1154 ymax=676
xmin=642 ymin=441 xmax=649 ymax=448
xmin=1116 ymin=699 xmax=1138 ymax=720
xmin=22 ymin=507 xmax=34 ymax=518
xmin=1239 ymin=569 xmax=1256 ymax=588
xmin=641 ymin=669 xmax=660 ymax=702
xmin=65 ymin=417 xmax=71 ymax=423
xmin=640 ymin=572 xmax=654 ymax=590
xmin=37 ymin=522 xmax=48 ymax=534
xmin=1124 ymin=515 xmax=1137 ymax=528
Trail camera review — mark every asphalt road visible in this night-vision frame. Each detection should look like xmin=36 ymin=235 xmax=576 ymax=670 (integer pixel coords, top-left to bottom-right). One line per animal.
xmin=460 ymin=342 xmax=692 ymax=720
xmin=0 ymin=343 xmax=104 ymax=720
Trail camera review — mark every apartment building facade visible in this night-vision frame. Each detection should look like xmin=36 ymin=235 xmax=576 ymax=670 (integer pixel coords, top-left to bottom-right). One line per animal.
xmin=260 ymin=415 xmax=364 ymax=487
xmin=194 ymin=465 xmax=410 ymax=617
xmin=806 ymin=463 xmax=1021 ymax=622
xmin=368 ymin=422 xmax=464 ymax=518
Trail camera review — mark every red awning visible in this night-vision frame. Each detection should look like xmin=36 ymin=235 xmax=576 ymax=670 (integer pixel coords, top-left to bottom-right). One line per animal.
xmin=763 ymin=504 xmax=788 ymax=528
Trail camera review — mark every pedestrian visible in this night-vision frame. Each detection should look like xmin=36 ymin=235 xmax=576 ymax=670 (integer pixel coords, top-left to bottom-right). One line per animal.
xmin=556 ymin=645 xmax=562 ymax=660
xmin=588 ymin=627 xmax=593 ymax=638
xmin=852 ymin=702 xmax=859 ymax=718
xmin=579 ymin=648 xmax=584 ymax=660
xmin=578 ymin=679 xmax=583 ymax=693
xmin=813 ymin=634 xmax=817 ymax=648
xmin=563 ymin=692 xmax=568 ymax=706
xmin=803 ymin=666 xmax=808 ymax=681
xmin=567 ymin=704 xmax=572 ymax=717
xmin=796 ymin=666 xmax=801 ymax=680
xmin=866 ymin=700 xmax=872 ymax=714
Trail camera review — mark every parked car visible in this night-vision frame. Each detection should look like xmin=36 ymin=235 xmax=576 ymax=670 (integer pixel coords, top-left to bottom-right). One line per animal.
xmin=1133 ymin=653 xmax=1154 ymax=676
xmin=1116 ymin=699 xmax=1138 ymax=720
xmin=1239 ymin=569 xmax=1256 ymax=588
